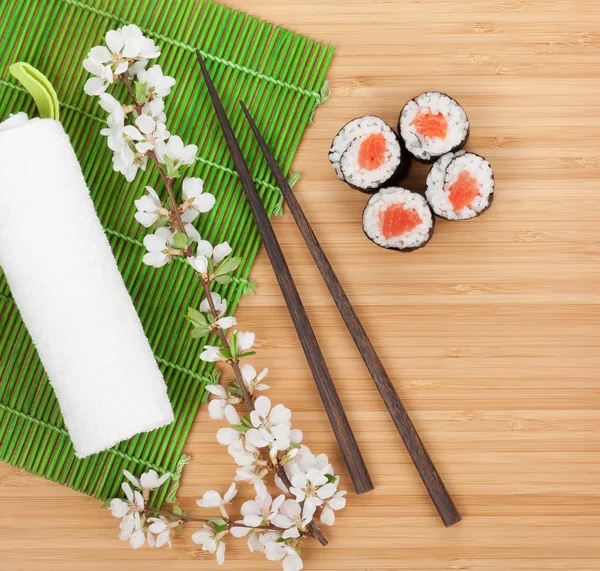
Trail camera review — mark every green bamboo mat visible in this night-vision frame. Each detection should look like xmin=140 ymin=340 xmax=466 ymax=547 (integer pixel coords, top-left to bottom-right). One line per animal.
xmin=0 ymin=0 xmax=334 ymax=505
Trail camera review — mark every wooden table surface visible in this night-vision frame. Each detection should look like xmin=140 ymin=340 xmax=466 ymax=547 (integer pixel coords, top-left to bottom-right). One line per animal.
xmin=2 ymin=0 xmax=600 ymax=569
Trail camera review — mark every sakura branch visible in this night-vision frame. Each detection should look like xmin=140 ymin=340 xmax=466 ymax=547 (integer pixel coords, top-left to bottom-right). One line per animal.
xmin=83 ymin=24 xmax=346 ymax=570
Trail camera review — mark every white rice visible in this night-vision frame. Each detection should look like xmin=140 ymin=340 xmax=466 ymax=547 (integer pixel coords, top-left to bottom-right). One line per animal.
xmin=329 ymin=116 xmax=401 ymax=188
xmin=426 ymin=151 xmax=494 ymax=220
xmin=399 ymin=92 xmax=469 ymax=162
xmin=363 ymin=187 xmax=433 ymax=250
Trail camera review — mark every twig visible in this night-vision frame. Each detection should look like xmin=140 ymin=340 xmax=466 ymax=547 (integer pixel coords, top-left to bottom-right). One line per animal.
xmin=147 ymin=150 xmax=187 ymax=234
xmin=147 ymin=508 xmax=210 ymax=523
xmin=198 ymin=277 xmax=254 ymax=411
xmin=147 ymin=509 xmax=293 ymax=535
xmin=120 ymin=77 xmax=328 ymax=547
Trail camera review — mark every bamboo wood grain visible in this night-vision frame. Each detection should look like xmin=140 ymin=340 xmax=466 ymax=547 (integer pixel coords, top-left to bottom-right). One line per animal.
xmin=3 ymin=1 xmax=600 ymax=570
xmin=196 ymin=52 xmax=374 ymax=495
xmin=240 ymin=100 xmax=461 ymax=527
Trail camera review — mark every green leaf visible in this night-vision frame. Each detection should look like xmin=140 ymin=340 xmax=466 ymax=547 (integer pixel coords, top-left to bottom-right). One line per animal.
xmin=150 ymin=216 xmax=171 ymax=231
xmin=227 ymin=382 xmax=243 ymax=398
xmin=186 ymin=307 xmax=208 ymax=328
xmin=134 ymin=80 xmax=148 ymax=103
xmin=172 ymin=504 xmax=183 ymax=516
xmin=190 ymin=326 xmax=210 ymax=339
xmin=325 ymin=473 xmax=337 ymax=484
xmin=214 ymin=274 xmax=233 ymax=285
xmin=220 ymin=348 xmax=232 ymax=360
xmin=214 ymin=256 xmax=241 ymax=278
xmin=240 ymin=415 xmax=253 ymax=428
xmin=238 ymin=351 xmax=256 ymax=359
xmin=209 ymin=517 xmax=228 ymax=533
xmin=172 ymin=231 xmax=188 ymax=249
xmin=163 ymin=156 xmax=178 ymax=178
xmin=230 ymin=333 xmax=238 ymax=359
xmin=232 ymin=424 xmax=250 ymax=433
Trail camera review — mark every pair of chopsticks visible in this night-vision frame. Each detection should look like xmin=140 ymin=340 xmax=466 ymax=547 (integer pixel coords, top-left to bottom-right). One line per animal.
xmin=196 ymin=52 xmax=461 ymax=527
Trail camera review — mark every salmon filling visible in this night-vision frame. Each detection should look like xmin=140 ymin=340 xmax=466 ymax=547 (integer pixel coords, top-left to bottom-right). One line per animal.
xmin=379 ymin=204 xmax=422 ymax=238
xmin=448 ymin=170 xmax=480 ymax=210
xmin=412 ymin=111 xmax=448 ymax=140
xmin=358 ymin=133 xmax=388 ymax=170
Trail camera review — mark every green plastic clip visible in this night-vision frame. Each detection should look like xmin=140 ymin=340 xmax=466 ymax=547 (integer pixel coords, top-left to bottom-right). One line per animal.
xmin=9 ymin=62 xmax=60 ymax=120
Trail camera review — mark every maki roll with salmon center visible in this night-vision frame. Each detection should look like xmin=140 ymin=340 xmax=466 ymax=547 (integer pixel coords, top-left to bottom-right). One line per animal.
xmin=329 ymin=116 xmax=411 ymax=192
xmin=363 ymin=187 xmax=434 ymax=252
xmin=426 ymin=151 xmax=494 ymax=220
xmin=399 ymin=92 xmax=469 ymax=163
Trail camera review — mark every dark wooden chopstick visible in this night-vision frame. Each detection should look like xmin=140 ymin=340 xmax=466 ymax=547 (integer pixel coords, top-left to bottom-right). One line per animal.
xmin=240 ymin=102 xmax=461 ymax=527
xmin=195 ymin=52 xmax=374 ymax=495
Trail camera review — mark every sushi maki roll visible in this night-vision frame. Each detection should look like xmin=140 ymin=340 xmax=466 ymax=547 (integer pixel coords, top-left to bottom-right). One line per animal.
xmin=426 ymin=151 xmax=494 ymax=220
xmin=399 ymin=92 xmax=469 ymax=163
xmin=329 ymin=116 xmax=411 ymax=193
xmin=362 ymin=187 xmax=434 ymax=252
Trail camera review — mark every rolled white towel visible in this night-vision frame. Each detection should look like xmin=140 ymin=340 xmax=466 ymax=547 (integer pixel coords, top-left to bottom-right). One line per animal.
xmin=0 ymin=114 xmax=174 ymax=457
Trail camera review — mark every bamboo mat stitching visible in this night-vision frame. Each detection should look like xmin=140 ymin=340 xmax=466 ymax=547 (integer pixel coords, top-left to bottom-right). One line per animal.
xmin=60 ymin=0 xmax=323 ymax=100
xmin=0 ymin=78 xmax=289 ymax=200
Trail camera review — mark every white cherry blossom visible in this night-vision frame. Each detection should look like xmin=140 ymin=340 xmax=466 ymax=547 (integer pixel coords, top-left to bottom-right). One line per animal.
xmin=83 ymin=25 xmax=159 ymax=95
xmin=119 ymin=512 xmax=146 ymax=549
xmin=184 ymin=223 xmax=201 ymax=243
xmin=288 ymin=449 xmax=338 ymax=510
xmin=200 ymin=345 xmax=222 ymax=363
xmin=241 ymin=364 xmax=270 ymax=394
xmin=246 ymin=396 xmax=292 ymax=451
xmin=123 ymin=469 xmax=171 ymax=491
xmin=188 ymin=253 xmax=208 ymax=275
xmin=241 ymin=493 xmax=284 ymax=528
xmin=111 ymin=140 xmax=147 ymax=182
xmin=142 ymin=227 xmax=177 ymax=267
xmin=98 ymin=93 xmax=125 ymax=127
xmin=199 ymin=240 xmax=233 ymax=265
xmin=188 ymin=241 xmax=232 ymax=277
xmin=200 ymin=292 xmax=227 ymax=316
xmin=213 ymin=242 xmax=233 ymax=264
xmin=216 ymin=426 xmax=241 ymax=446
xmin=147 ymin=516 xmax=174 ymax=548
xmin=137 ymin=64 xmax=176 ymax=98
xmin=107 ymin=25 xmax=160 ymax=62
xmin=123 ymin=113 xmax=169 ymax=153
xmin=320 ymin=489 xmax=347 ymax=525
xmin=100 ymin=109 xmax=126 ymax=153
xmin=142 ymin=97 xmax=167 ymax=123
xmin=109 ymin=481 xmax=144 ymax=520
xmin=191 ymin=526 xmax=227 ymax=565
xmin=83 ymin=50 xmax=114 ymax=95
xmin=272 ymin=499 xmax=314 ymax=539
xmin=247 ymin=530 xmax=280 ymax=554
xmin=197 ymin=483 xmax=237 ymax=511
xmin=265 ymin=541 xmax=304 ymax=571
xmin=155 ymin=135 xmax=197 ymax=170
xmin=226 ymin=438 xmax=259 ymax=467
xmin=199 ymin=292 xmax=236 ymax=330
xmin=134 ymin=186 xmax=165 ymax=227
xmin=235 ymin=330 xmax=255 ymax=353
xmin=206 ymin=385 xmax=233 ymax=420
xmin=234 ymin=467 xmax=267 ymax=495
xmin=181 ymin=177 xmax=215 ymax=222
